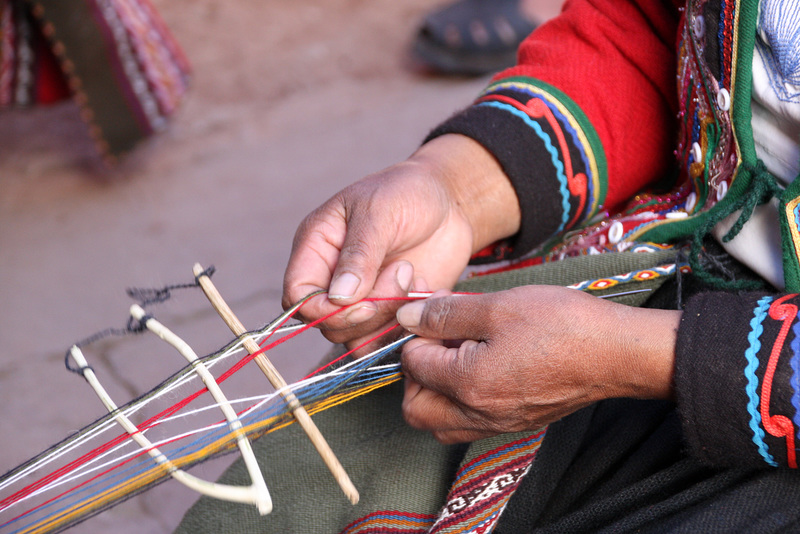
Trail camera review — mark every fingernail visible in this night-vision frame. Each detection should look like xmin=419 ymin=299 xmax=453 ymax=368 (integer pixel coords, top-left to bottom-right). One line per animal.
xmin=397 ymin=301 xmax=424 ymax=328
xmin=344 ymin=303 xmax=377 ymax=325
xmin=412 ymin=276 xmax=429 ymax=292
xmin=396 ymin=262 xmax=413 ymax=292
xmin=329 ymin=273 xmax=360 ymax=300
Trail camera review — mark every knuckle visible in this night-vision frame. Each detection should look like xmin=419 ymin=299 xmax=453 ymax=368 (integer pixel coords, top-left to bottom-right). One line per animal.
xmin=420 ymin=298 xmax=456 ymax=333
xmin=320 ymin=330 xmax=350 ymax=345
xmin=339 ymin=239 xmax=373 ymax=265
xmin=401 ymin=401 xmax=425 ymax=430
xmin=317 ymin=321 xmax=362 ymax=345
xmin=457 ymin=388 xmax=492 ymax=413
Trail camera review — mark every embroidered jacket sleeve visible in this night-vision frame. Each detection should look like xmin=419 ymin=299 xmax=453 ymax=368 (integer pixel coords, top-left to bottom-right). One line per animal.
xmin=676 ymin=291 xmax=800 ymax=468
xmin=426 ymin=0 xmax=680 ymax=259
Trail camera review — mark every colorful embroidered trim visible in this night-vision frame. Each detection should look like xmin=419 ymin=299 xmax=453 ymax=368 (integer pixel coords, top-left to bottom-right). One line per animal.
xmin=784 ymin=197 xmax=800 ymax=271
xmin=475 ymin=77 xmax=606 ymax=226
xmin=743 ymin=294 xmax=800 ymax=468
xmin=744 ymin=295 xmax=776 ymax=466
xmin=565 ymin=263 xmax=690 ymax=292
xmin=479 ymin=99 xmax=573 ymax=234
xmin=577 ymin=0 xmax=745 ymax=249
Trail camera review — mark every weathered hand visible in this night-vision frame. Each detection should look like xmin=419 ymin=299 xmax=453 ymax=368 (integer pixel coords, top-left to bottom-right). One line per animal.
xmin=397 ymin=287 xmax=680 ymax=444
xmin=282 ymin=134 xmax=520 ymax=347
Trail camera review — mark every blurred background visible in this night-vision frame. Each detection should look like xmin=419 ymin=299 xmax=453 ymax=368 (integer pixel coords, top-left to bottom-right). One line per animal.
xmin=0 ymin=0 xmax=558 ymax=531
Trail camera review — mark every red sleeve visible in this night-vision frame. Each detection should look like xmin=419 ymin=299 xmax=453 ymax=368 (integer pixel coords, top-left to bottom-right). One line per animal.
xmin=507 ymin=0 xmax=681 ymax=209
xmin=427 ymin=0 xmax=681 ymax=259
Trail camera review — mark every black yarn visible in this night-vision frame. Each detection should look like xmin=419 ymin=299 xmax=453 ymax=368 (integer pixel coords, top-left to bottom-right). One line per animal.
xmin=65 ymin=266 xmax=216 ymax=376
xmin=127 ymin=265 xmax=216 ymax=306
xmin=65 ymin=314 xmax=154 ymax=376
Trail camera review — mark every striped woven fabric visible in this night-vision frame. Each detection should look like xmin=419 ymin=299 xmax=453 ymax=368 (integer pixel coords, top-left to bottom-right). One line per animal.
xmin=429 ymin=431 xmax=546 ymax=534
xmin=0 ymin=0 xmax=189 ymax=157
xmin=339 ymin=431 xmax=546 ymax=534
xmin=340 ymin=511 xmax=438 ymax=534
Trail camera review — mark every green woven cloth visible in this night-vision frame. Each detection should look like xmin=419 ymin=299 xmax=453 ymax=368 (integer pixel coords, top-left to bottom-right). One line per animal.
xmin=175 ymin=249 xmax=681 ymax=533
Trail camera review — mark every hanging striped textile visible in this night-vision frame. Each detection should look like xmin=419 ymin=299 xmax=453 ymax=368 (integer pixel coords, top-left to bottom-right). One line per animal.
xmin=0 ymin=0 xmax=190 ymax=157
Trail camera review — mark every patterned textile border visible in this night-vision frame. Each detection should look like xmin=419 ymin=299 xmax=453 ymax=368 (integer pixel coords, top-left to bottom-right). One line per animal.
xmin=430 ymin=431 xmax=546 ymax=534
xmin=334 ymin=430 xmax=545 ymax=534
xmin=338 ymin=431 xmax=546 ymax=534
xmin=567 ymin=262 xmax=691 ymax=292
xmin=1 ymin=0 xmax=190 ymax=157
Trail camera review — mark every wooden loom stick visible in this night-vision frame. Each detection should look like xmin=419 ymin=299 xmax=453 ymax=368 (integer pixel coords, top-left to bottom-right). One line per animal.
xmin=192 ymin=263 xmax=359 ymax=505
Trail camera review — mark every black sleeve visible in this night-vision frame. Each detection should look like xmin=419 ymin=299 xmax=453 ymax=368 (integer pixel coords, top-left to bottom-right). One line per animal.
xmin=675 ymin=291 xmax=800 ymax=469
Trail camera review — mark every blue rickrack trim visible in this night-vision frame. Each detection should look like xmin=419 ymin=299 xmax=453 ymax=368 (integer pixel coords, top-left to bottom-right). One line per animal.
xmin=482 ymin=82 xmax=596 ymax=216
xmin=624 ymin=220 xmax=657 ymax=240
xmin=791 ymin=307 xmax=800 ymax=445
xmin=744 ymin=295 xmax=777 ymax=466
xmin=477 ymin=100 xmax=571 ymax=234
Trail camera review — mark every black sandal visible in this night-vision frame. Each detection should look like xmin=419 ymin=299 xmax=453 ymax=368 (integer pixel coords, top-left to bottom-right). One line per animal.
xmin=410 ymin=0 xmax=538 ymax=76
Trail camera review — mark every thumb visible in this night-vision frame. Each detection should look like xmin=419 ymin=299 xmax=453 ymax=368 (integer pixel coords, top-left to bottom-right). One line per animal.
xmin=396 ymin=292 xmax=488 ymax=341
xmin=327 ymin=221 xmax=391 ymax=304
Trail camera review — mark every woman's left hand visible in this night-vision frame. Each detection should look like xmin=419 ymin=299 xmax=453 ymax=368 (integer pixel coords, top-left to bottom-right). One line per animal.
xmin=397 ymin=286 xmax=680 ymax=444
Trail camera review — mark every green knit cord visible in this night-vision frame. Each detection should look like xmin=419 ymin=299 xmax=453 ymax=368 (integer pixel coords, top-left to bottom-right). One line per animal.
xmin=688 ymin=159 xmax=780 ymax=290
xmin=721 ymin=160 xmax=781 ymax=241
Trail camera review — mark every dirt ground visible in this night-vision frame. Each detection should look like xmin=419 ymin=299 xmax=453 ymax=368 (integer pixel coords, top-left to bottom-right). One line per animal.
xmin=0 ymin=1 xmax=560 ymax=532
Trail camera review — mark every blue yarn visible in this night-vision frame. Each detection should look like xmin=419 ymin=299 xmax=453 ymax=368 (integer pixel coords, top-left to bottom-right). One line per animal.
xmin=717 ymin=0 xmax=727 ymax=88
xmin=790 ymin=311 xmax=800 ymax=446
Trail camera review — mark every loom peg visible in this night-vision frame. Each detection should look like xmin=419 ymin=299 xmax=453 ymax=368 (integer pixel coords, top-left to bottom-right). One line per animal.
xmin=193 ymin=263 xmax=360 ymax=505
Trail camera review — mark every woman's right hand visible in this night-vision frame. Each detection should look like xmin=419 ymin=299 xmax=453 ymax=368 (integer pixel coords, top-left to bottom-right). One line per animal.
xmin=281 ymin=134 xmax=521 ymax=348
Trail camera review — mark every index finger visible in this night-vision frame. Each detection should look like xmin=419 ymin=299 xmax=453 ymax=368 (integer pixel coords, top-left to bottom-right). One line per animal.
xmin=401 ymin=337 xmax=484 ymax=403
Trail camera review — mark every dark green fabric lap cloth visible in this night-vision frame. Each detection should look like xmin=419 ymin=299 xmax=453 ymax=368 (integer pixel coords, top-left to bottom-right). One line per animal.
xmin=178 ymin=381 xmax=459 ymax=533
xmin=175 ymin=249 xmax=684 ymax=534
